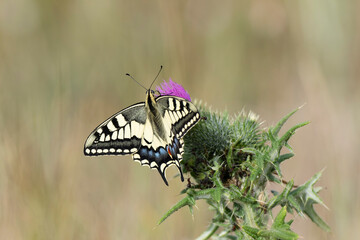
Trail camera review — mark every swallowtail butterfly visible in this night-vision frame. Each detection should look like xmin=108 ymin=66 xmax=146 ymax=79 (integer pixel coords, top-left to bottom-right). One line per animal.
xmin=84 ymin=74 xmax=200 ymax=186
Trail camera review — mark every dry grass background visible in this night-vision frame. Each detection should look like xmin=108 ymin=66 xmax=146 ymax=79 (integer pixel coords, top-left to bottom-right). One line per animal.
xmin=0 ymin=0 xmax=359 ymax=239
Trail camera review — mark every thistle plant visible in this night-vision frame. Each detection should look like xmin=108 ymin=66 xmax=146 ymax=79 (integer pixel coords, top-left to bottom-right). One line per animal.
xmin=158 ymin=105 xmax=330 ymax=240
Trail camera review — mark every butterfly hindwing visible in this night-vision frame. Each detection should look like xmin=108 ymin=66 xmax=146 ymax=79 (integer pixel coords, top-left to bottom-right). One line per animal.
xmin=132 ymin=136 xmax=184 ymax=186
xmin=84 ymin=102 xmax=146 ymax=156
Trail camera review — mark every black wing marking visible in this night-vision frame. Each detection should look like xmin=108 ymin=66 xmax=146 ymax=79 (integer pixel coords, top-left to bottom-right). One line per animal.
xmin=84 ymin=102 xmax=146 ymax=156
xmin=156 ymin=96 xmax=201 ymax=139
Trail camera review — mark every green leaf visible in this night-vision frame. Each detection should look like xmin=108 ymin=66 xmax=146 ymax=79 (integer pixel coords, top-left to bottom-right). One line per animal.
xmin=158 ymin=195 xmax=195 ymax=225
xmin=268 ymin=180 xmax=294 ymax=209
xmin=273 ymin=206 xmax=287 ymax=227
xmin=267 ymin=206 xmax=299 ymax=240
xmin=195 ymin=223 xmax=219 ymax=240
xmin=212 ymin=187 xmax=222 ymax=203
xmin=279 ymin=121 xmax=310 ymax=146
xmin=291 ymin=170 xmax=327 ymax=208
xmin=242 ymin=226 xmax=260 ymax=239
xmin=287 ymin=195 xmax=304 ymax=216
xmin=259 ymin=228 xmax=298 ymax=240
xmin=272 ymin=107 xmax=301 ymax=136
xmin=242 ymin=203 xmax=258 ymax=228
xmin=302 ymin=200 xmax=330 ymax=232
xmin=290 ymin=170 xmax=330 ymax=231
xmin=277 ymin=153 xmax=294 ymax=164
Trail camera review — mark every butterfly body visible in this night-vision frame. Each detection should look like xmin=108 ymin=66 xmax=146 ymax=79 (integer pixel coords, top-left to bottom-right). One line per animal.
xmin=84 ymin=90 xmax=200 ymax=185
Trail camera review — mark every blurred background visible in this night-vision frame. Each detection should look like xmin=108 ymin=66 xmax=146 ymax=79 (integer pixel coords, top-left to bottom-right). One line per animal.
xmin=0 ymin=0 xmax=359 ymax=239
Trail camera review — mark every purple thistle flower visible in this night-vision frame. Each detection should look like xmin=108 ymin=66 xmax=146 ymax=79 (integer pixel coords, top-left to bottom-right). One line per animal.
xmin=155 ymin=78 xmax=192 ymax=101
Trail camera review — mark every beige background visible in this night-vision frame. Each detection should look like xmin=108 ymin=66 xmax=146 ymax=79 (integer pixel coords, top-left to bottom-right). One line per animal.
xmin=1 ymin=0 xmax=359 ymax=239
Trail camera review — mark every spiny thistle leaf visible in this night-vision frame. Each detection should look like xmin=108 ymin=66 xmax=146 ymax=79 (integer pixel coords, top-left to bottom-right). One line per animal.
xmin=269 ymin=206 xmax=298 ymax=239
xmin=289 ymin=170 xmax=330 ymax=231
xmin=195 ymin=223 xmax=219 ymax=240
xmin=271 ymin=107 xmax=302 ymax=136
xmin=279 ymin=121 xmax=310 ymax=147
xmin=267 ymin=180 xmax=294 ymax=210
xmin=157 ymin=194 xmax=195 ymax=225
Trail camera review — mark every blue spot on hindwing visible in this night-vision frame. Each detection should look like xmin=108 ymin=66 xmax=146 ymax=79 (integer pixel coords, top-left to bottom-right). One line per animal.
xmin=148 ymin=149 xmax=155 ymax=161
xmin=174 ymin=137 xmax=180 ymax=148
xmin=139 ymin=147 xmax=147 ymax=156
xmin=154 ymin=151 xmax=160 ymax=161
xmin=159 ymin=147 xmax=168 ymax=161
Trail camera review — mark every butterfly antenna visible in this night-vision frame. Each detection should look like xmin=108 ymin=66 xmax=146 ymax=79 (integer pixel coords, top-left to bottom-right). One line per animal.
xmin=126 ymin=73 xmax=147 ymax=91
xmin=149 ymin=65 xmax=163 ymax=90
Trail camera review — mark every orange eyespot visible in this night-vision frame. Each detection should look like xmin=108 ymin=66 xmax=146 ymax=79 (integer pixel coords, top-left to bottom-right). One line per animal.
xmin=167 ymin=146 xmax=173 ymax=159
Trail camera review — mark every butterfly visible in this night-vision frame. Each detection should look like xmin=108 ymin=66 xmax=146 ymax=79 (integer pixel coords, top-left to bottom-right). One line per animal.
xmin=84 ymin=72 xmax=200 ymax=186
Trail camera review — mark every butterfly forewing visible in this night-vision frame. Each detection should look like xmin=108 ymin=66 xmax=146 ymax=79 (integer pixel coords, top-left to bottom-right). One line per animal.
xmin=156 ymin=96 xmax=200 ymax=139
xmin=84 ymin=102 xmax=146 ymax=155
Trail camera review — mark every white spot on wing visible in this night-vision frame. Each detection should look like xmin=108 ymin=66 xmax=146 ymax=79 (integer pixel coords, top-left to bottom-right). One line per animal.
xmin=111 ymin=131 xmax=118 ymax=140
xmin=173 ymin=112 xmax=179 ymax=122
xmin=107 ymin=121 xmax=116 ymax=131
xmin=168 ymin=111 xmax=175 ymax=123
xmin=118 ymin=128 xmax=124 ymax=139
xmin=105 ymin=135 xmax=110 ymax=141
xmin=91 ymin=149 xmax=96 ymax=154
xmin=100 ymin=134 xmax=105 ymax=142
xmin=85 ymin=149 xmax=90 ymax=154
xmin=124 ymin=124 xmax=131 ymax=138
xmin=130 ymin=121 xmax=142 ymax=138
xmin=110 ymin=148 xmax=115 ymax=153
xmin=123 ymin=149 xmax=129 ymax=154
xmin=103 ymin=149 xmax=109 ymax=153
xmin=176 ymin=111 xmax=182 ymax=119
xmin=97 ymin=149 xmax=103 ymax=153
xmin=116 ymin=114 xmax=127 ymax=127
xmin=168 ymin=99 xmax=174 ymax=110
xmin=150 ymin=162 xmax=158 ymax=168
xmin=117 ymin=149 xmax=122 ymax=153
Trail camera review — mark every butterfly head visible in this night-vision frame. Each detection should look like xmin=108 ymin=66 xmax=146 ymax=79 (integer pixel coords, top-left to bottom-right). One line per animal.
xmin=145 ymin=89 xmax=158 ymax=110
